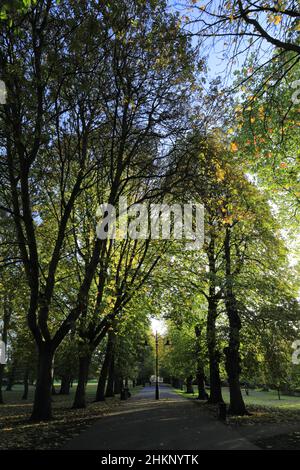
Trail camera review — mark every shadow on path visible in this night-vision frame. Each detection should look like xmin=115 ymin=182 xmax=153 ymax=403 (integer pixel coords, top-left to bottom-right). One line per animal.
xmin=63 ymin=384 xmax=258 ymax=450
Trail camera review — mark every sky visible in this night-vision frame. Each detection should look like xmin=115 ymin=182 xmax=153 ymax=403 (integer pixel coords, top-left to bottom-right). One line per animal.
xmin=151 ymin=317 xmax=167 ymax=335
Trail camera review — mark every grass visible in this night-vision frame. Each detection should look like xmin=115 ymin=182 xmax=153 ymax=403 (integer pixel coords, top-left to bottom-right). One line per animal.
xmin=2 ymin=384 xmax=300 ymax=449
xmin=174 ymin=386 xmax=300 ymax=409
xmin=0 ymin=382 xmax=141 ymax=450
xmin=173 ymin=386 xmax=300 ymax=427
xmin=222 ymin=387 xmax=300 ymax=410
xmin=175 ymin=386 xmax=300 ymax=449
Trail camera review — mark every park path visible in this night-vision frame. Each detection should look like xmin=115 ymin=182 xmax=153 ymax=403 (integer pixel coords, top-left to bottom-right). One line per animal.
xmin=63 ymin=384 xmax=258 ymax=450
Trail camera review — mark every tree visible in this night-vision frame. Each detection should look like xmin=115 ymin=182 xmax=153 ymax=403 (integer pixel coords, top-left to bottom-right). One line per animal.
xmin=189 ymin=0 xmax=300 ymax=81
xmin=162 ymin=323 xmax=199 ymax=392
xmin=64 ymin=0 xmax=197 ymax=409
xmin=0 ymin=0 xmax=123 ymax=420
xmin=233 ymin=58 xmax=300 ymax=218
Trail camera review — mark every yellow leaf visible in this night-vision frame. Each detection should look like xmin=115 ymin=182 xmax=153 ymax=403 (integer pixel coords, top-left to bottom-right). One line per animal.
xmin=223 ymin=215 xmax=233 ymax=225
xmin=274 ymin=15 xmax=282 ymax=25
xmin=216 ymin=166 xmax=225 ymax=182
xmin=268 ymin=14 xmax=282 ymax=25
xmin=230 ymin=142 xmax=238 ymax=152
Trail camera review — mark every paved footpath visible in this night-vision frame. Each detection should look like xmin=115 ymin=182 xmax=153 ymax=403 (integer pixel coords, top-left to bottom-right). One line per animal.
xmin=63 ymin=384 xmax=259 ymax=450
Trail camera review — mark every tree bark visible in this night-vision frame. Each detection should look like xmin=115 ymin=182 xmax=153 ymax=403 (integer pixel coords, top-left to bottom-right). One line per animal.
xmin=114 ymin=376 xmax=123 ymax=395
xmin=106 ymin=351 xmax=115 ymax=398
xmin=206 ymin=235 xmax=224 ymax=404
xmin=60 ymin=375 xmax=71 ymax=395
xmin=196 ymin=367 xmax=207 ymax=400
xmin=194 ymin=325 xmax=207 ymax=400
xmin=207 ymin=301 xmax=223 ymax=403
xmin=95 ymin=331 xmax=115 ymax=401
xmin=104 ymin=329 xmax=116 ymax=398
xmin=224 ymin=227 xmax=247 ymax=416
xmin=6 ymin=363 xmax=16 ymax=391
xmin=72 ymin=354 xmax=91 ymax=409
xmin=30 ymin=345 xmax=54 ymax=421
xmin=95 ymin=359 xmax=109 ymax=402
xmin=186 ymin=375 xmax=194 ymax=394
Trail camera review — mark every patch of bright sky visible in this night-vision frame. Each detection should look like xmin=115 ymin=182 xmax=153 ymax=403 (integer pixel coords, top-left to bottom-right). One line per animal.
xmin=267 ymin=200 xmax=300 ymax=271
xmin=151 ymin=317 xmax=167 ymax=335
xmin=244 ymin=175 xmax=299 ymax=267
xmin=245 ymin=172 xmax=258 ymax=185
xmin=169 ymin=0 xmax=274 ymax=85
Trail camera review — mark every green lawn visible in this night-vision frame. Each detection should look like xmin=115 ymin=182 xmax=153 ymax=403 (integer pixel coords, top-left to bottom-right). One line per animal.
xmin=1 ymin=381 xmax=141 ymax=406
xmin=174 ymin=386 xmax=300 ymax=410
xmin=222 ymin=388 xmax=300 ymax=410
xmin=1 ymin=382 xmax=100 ymax=405
xmin=0 ymin=381 xmax=141 ymax=449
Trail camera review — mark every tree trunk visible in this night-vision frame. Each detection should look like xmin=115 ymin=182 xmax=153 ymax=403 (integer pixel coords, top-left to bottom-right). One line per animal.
xmin=194 ymin=325 xmax=207 ymax=400
xmin=224 ymin=227 xmax=247 ymax=416
xmin=114 ymin=376 xmax=122 ymax=395
xmin=6 ymin=363 xmax=16 ymax=391
xmin=196 ymin=367 xmax=207 ymax=400
xmin=106 ymin=351 xmax=115 ymax=397
xmin=186 ymin=375 xmax=194 ymax=394
xmin=72 ymin=354 xmax=91 ymax=409
xmin=103 ymin=329 xmax=116 ymax=398
xmin=277 ymin=387 xmax=281 ymax=400
xmin=60 ymin=375 xmax=71 ymax=395
xmin=206 ymin=235 xmax=224 ymax=404
xmin=95 ymin=332 xmax=114 ymax=401
xmin=207 ymin=304 xmax=223 ymax=403
xmin=30 ymin=345 xmax=54 ymax=421
xmin=22 ymin=368 xmax=29 ymax=400
xmin=95 ymin=364 xmax=109 ymax=402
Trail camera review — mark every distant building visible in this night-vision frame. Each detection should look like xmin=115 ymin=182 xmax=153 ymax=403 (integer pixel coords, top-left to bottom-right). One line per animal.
xmin=150 ymin=375 xmax=163 ymax=383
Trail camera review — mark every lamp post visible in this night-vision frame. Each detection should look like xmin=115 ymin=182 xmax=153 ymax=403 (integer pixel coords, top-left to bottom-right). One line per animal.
xmin=154 ymin=332 xmax=170 ymax=400
xmin=145 ymin=331 xmax=170 ymax=400
xmin=155 ymin=331 xmax=159 ymax=400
